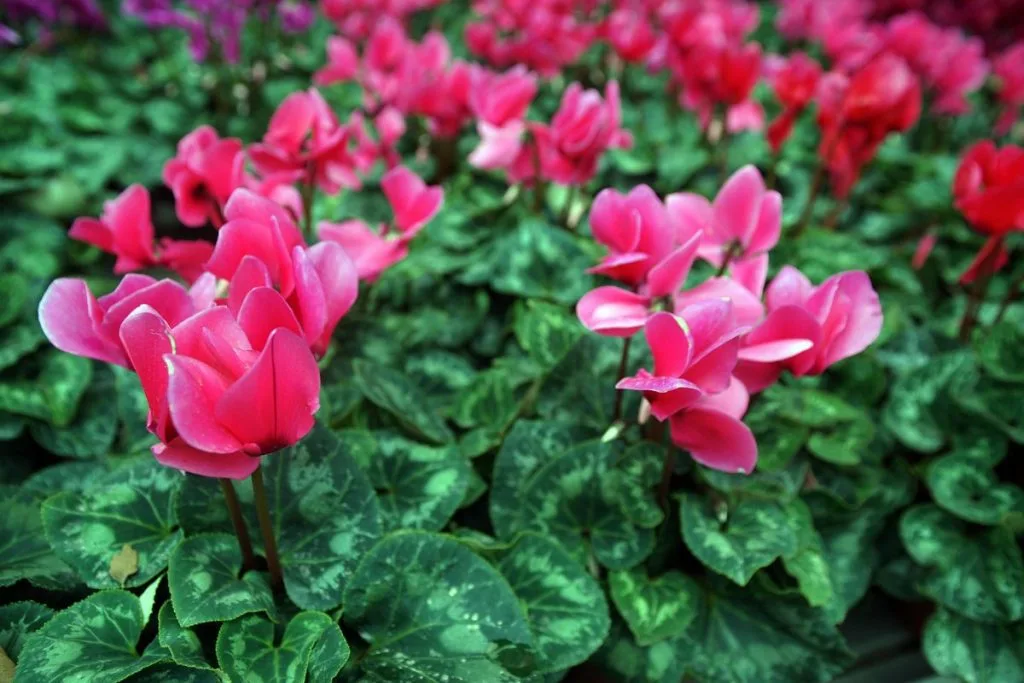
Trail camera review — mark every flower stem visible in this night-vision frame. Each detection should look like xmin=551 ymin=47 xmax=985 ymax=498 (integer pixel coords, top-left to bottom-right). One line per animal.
xmin=993 ymin=269 xmax=1024 ymax=325
xmin=611 ymin=335 xmax=632 ymax=423
xmin=654 ymin=423 xmax=674 ymax=512
xmin=251 ymin=464 xmax=283 ymax=590
xmin=959 ymin=238 xmax=1004 ymax=342
xmin=715 ymin=241 xmax=741 ymax=277
xmin=561 ymin=184 xmax=578 ymax=229
xmin=219 ymin=478 xmax=255 ymax=570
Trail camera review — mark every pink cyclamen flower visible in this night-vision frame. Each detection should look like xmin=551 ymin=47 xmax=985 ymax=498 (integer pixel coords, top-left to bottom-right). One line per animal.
xmin=467 ymin=66 xmax=537 ymax=169
xmin=734 ymin=267 xmax=883 ymax=392
xmin=69 ymin=184 xmax=157 ymax=274
xmin=605 ymin=8 xmax=657 ymax=63
xmin=206 ymin=189 xmax=359 ymax=357
xmin=38 ymin=274 xmax=196 ymax=367
xmin=587 ymin=185 xmax=675 ymax=286
xmin=667 ymin=165 xmax=781 ymax=269
xmin=616 ymin=302 xmax=757 ymax=474
xmin=314 ymin=35 xmax=359 ymax=86
xmin=120 ymin=301 xmax=320 ymax=479
xmin=248 ymin=88 xmax=361 ymax=194
xmin=545 ymin=80 xmax=632 ymax=185
xmin=319 ymin=166 xmax=442 ymax=282
xmin=163 ymin=126 xmax=245 ymax=227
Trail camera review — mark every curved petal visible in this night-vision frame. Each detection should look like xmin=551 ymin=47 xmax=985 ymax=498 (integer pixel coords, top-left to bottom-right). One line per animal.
xmin=576 ymin=286 xmax=651 ymax=337
xmin=712 ymin=165 xmax=765 ymax=247
xmin=290 ymin=246 xmax=328 ymax=346
xmin=675 ymin=276 xmax=765 ymax=329
xmin=665 ymin=192 xmax=712 ymax=244
xmin=171 ymin=306 xmax=252 ymax=371
xmin=99 ymin=279 xmax=195 ymax=343
xmin=38 ymin=278 xmax=125 ymax=366
xmin=732 ymin=359 xmax=784 ymax=395
xmin=819 ymin=271 xmax=883 ymax=369
xmin=670 ymin=408 xmax=757 ymax=474
xmin=119 ymin=306 xmax=175 ymax=441
xmin=189 ymin=273 xmax=218 ymax=311
xmin=305 ymin=241 xmax=358 ymax=352
xmin=236 ymin=287 xmax=303 ymax=351
xmin=153 ymin=439 xmax=259 ymax=480
xmin=586 ymin=251 xmax=651 ymax=285
xmin=698 ymin=379 xmax=749 ymax=420
xmin=166 ymin=355 xmax=244 ymax=454
xmin=381 ymin=166 xmax=442 ymax=234
xmin=765 ymin=265 xmax=812 ymax=310
xmin=646 ymin=232 xmax=701 ymax=298
xmin=644 ymin=311 xmax=694 ymax=378
xmin=739 ymin=305 xmax=821 ymax=364
xmin=746 ymin=190 xmax=782 ymax=255
xmin=214 ymin=328 xmax=320 ymax=454
xmin=616 ymin=369 xmax=702 ymax=421
xmin=227 ymin=256 xmax=273 ymax=316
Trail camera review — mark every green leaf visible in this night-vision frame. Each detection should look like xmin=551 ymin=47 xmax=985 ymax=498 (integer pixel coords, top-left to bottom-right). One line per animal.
xmin=496 ymin=533 xmax=610 ymax=672
xmin=261 ymin=425 xmax=382 ymax=610
xmin=927 ymin=453 xmax=1024 ymax=526
xmin=975 ymin=320 xmax=1024 ymax=383
xmin=699 ymin=456 xmax=808 ymax=501
xmin=535 ymin=336 xmax=618 ymax=432
xmin=351 ymin=430 xmax=469 ymax=532
xmin=490 ymin=420 xmax=588 ymax=540
xmin=124 ymin=664 xmax=223 ymax=682
xmin=156 ymin=603 xmax=212 ymax=672
xmin=343 ymin=531 xmax=535 ymax=682
xmin=403 ymin=350 xmax=477 ymax=415
xmin=0 ymin=602 xmax=53 ymax=662
xmin=516 ymin=441 xmax=655 ymax=570
xmin=923 ymin=608 xmax=1024 ymax=683
xmin=882 ymin=351 xmax=971 ymax=452
xmin=590 ymin=620 xmax=690 ymax=683
xmin=780 ymin=500 xmax=834 ymax=608
xmin=30 ymin=369 xmax=119 ymax=457
xmin=216 ymin=612 xmax=348 ymax=683
xmin=680 ymin=494 xmax=798 ymax=585
xmin=609 ymin=569 xmax=701 ymax=646
xmin=606 ymin=442 xmax=668 ymax=529
xmin=168 ymin=534 xmax=276 ymax=628
xmin=900 ymin=504 xmax=1024 ymax=623
xmin=0 ymin=273 xmax=28 ymax=328
xmin=41 ymin=457 xmax=184 ymax=589
xmin=815 ymin=510 xmax=889 ymax=624
xmin=513 ymin=300 xmax=584 ymax=371
xmin=806 ymin=415 xmax=873 ymax=466
xmin=353 ymin=359 xmax=455 ymax=444
xmin=0 ymin=487 xmax=74 ymax=589
xmin=676 ymin=579 xmax=854 ymax=683
xmin=15 ymin=591 xmax=165 ymax=683
xmin=450 ymin=370 xmax=519 ymax=434
xmin=114 ymin=366 xmax=158 ymax=453
xmin=769 ymin=387 xmax=863 ymax=427
xmin=37 ymin=351 xmax=93 ymax=427
xmin=0 ymin=325 xmax=45 ymax=372
xmin=308 ymin=622 xmax=350 ymax=683
xmin=459 ymin=219 xmax=593 ymax=305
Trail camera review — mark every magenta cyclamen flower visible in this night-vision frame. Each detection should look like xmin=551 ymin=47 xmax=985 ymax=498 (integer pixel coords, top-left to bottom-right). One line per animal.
xmin=667 ymin=165 xmax=782 ymax=269
xmin=617 ymin=302 xmax=757 ymax=474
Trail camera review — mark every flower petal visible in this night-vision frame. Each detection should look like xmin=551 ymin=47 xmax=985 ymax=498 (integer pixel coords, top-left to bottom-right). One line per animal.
xmin=153 ymin=439 xmax=259 ymax=480
xmin=119 ymin=306 xmax=175 ymax=441
xmin=576 ymin=286 xmax=651 ymax=337
xmin=214 ymin=328 xmax=321 ymax=454
xmin=166 ymin=355 xmax=244 ymax=454
xmin=236 ymin=287 xmax=304 ymax=351
xmin=38 ymin=278 xmax=125 ymax=366
xmin=670 ymin=408 xmax=757 ymax=474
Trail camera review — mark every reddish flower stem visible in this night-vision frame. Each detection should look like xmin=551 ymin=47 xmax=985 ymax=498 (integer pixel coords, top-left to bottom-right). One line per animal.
xmin=611 ymin=335 xmax=632 ymax=423
xmin=251 ymin=464 xmax=284 ymax=590
xmin=959 ymin=238 xmax=1004 ymax=342
xmin=219 ymin=478 xmax=255 ymax=571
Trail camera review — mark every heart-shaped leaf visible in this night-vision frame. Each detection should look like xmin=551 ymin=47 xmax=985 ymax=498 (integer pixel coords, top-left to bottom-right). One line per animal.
xmin=0 ymin=601 xmax=53 ymax=663
xmin=680 ymin=494 xmax=798 ymax=586
xmin=0 ymin=487 xmax=75 ymax=589
xmin=30 ymin=364 xmax=118 ymax=457
xmin=490 ymin=420 xmax=588 ymax=540
xmin=923 ymin=608 xmax=1024 ymax=683
xmin=496 ymin=532 xmax=610 ymax=672
xmin=975 ymin=320 xmax=1024 ymax=383
xmin=353 ymin=360 xmax=455 ymax=444
xmin=168 ymin=533 xmax=276 ymax=628
xmin=516 ymin=441 xmax=655 ymax=570
xmin=342 ymin=531 xmax=535 ymax=682
xmin=927 ymin=453 xmax=1024 ymax=526
xmin=42 ymin=456 xmax=183 ymax=588
xmin=216 ymin=612 xmax=348 ymax=683
xmin=351 ymin=430 xmax=469 ymax=532
xmin=15 ymin=590 xmax=166 ymax=682
xmin=900 ymin=504 xmax=1024 ymax=623
xmin=609 ymin=569 xmax=701 ymax=646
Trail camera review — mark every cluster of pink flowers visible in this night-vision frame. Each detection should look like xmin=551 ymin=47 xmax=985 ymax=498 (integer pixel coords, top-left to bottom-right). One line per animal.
xmin=469 ymin=70 xmax=631 ymax=186
xmin=777 ymin=2 xmax=988 ymax=116
xmin=41 ymin=119 xmax=442 ymax=479
xmin=315 ymin=17 xmax=473 ymax=139
xmin=655 ymin=0 xmax=765 ymax=133
xmin=576 ymin=166 xmax=883 ymax=474
xmin=465 ymin=0 xmax=601 ymax=76
xmin=321 ymin=0 xmax=445 ymax=40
